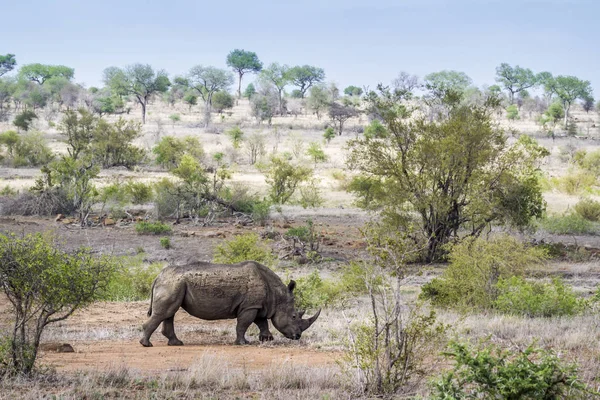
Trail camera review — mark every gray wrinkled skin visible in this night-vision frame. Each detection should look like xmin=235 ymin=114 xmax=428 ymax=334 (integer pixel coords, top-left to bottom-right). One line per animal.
xmin=140 ymin=261 xmax=320 ymax=347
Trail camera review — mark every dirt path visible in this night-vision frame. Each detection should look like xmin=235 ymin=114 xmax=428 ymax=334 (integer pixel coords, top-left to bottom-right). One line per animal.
xmin=40 ymin=341 xmax=338 ymax=372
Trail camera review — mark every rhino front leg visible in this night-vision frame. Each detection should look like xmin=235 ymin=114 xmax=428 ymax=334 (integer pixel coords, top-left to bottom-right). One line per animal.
xmin=161 ymin=316 xmax=184 ymax=346
xmin=235 ymin=309 xmax=258 ymax=345
xmin=254 ymin=318 xmax=274 ymax=342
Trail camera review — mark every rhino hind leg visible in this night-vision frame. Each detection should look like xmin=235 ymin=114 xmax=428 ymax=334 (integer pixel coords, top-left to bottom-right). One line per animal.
xmin=254 ymin=318 xmax=274 ymax=342
xmin=235 ymin=309 xmax=258 ymax=345
xmin=161 ymin=316 xmax=184 ymax=346
xmin=140 ymin=315 xmax=163 ymax=347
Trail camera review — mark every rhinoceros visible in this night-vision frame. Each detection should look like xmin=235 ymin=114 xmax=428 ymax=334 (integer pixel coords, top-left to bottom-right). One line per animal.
xmin=140 ymin=261 xmax=320 ymax=347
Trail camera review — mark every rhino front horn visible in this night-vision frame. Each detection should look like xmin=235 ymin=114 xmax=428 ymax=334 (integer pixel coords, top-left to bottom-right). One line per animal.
xmin=301 ymin=309 xmax=321 ymax=331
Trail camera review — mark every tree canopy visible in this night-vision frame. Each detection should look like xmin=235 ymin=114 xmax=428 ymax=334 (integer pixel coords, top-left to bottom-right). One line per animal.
xmin=288 ymin=65 xmax=325 ymax=98
xmin=187 ymin=65 xmax=234 ymax=110
xmin=103 ymin=64 xmax=170 ymax=124
xmin=0 ymin=54 xmax=16 ymax=77
xmin=347 ymin=89 xmax=548 ymax=262
xmin=495 ymin=63 xmax=538 ymax=104
xmin=548 ymin=75 xmax=593 ymax=127
xmin=424 ymin=70 xmax=472 ymax=98
xmin=19 ymin=63 xmax=74 ymax=84
xmin=259 ymin=63 xmax=290 ymax=114
xmin=226 ymin=49 xmax=263 ymax=98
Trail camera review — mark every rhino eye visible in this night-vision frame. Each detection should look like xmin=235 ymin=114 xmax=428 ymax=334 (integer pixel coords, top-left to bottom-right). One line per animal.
xmin=292 ymin=315 xmax=296 ymax=319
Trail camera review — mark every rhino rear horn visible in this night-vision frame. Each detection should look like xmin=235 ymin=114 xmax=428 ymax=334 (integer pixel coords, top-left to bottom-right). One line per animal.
xmin=301 ymin=309 xmax=321 ymax=332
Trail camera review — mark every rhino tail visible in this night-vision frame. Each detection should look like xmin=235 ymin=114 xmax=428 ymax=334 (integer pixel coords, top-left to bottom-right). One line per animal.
xmin=147 ymin=277 xmax=157 ymax=317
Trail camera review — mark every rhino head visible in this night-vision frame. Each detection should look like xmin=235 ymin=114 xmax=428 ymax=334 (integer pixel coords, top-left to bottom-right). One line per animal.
xmin=271 ymin=280 xmax=321 ymax=340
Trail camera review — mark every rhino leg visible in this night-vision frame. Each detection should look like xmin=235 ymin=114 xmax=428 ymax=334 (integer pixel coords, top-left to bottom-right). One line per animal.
xmin=161 ymin=316 xmax=184 ymax=346
xmin=140 ymin=287 xmax=184 ymax=347
xmin=140 ymin=315 xmax=163 ymax=347
xmin=235 ymin=309 xmax=258 ymax=345
xmin=254 ymin=318 xmax=274 ymax=342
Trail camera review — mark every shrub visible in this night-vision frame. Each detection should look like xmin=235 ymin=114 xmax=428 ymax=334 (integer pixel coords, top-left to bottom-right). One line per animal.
xmin=298 ymin=179 xmax=324 ymax=209
xmin=420 ymin=235 xmax=548 ymax=309
xmin=91 ymin=118 xmax=146 ymax=169
xmin=153 ymin=136 xmax=204 ymax=169
xmin=168 ymin=114 xmax=180 ymax=126
xmin=305 ymin=142 xmax=327 ymax=165
xmin=160 ymin=237 xmax=171 ymax=250
xmin=494 ymin=276 xmax=585 ymax=317
xmin=103 ymin=258 xmax=163 ymax=301
xmin=213 ymin=233 xmax=273 ymax=266
xmin=323 ymin=127 xmax=336 ymax=143
xmin=574 ymin=198 xmax=600 ymax=221
xmin=135 ymin=221 xmax=172 ymax=235
xmin=539 ymin=212 xmax=598 ymax=235
xmin=0 ymin=131 xmax=54 ymax=167
xmin=13 ymin=110 xmax=37 ymax=131
xmin=430 ymin=340 xmax=595 ymax=399
xmin=293 ymin=270 xmax=342 ymax=310
xmin=363 ymin=119 xmax=388 ymax=139
xmin=0 ymin=233 xmax=117 ymax=375
xmin=226 ymin=126 xmax=244 ymax=149
xmin=265 ymin=156 xmax=312 ymax=204
xmin=551 ymin=172 xmax=597 ymax=195
xmin=124 ymin=181 xmax=154 ymax=204
xmin=506 ymin=104 xmax=519 ymax=120
xmin=153 ymin=178 xmax=182 ymax=220
xmin=251 ymin=199 xmax=271 ymax=226
xmin=574 ymin=149 xmax=600 ymax=176
xmin=212 ymin=91 xmax=234 ymax=113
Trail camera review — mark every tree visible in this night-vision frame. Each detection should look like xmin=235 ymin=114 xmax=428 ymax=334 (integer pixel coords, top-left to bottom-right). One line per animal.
xmin=506 ymin=104 xmax=519 ymax=120
xmin=211 ymin=91 xmax=234 ymax=113
xmin=424 ymin=70 xmax=472 ymax=98
xmin=582 ymin=96 xmax=595 ymax=113
xmin=188 ymin=66 xmax=234 ymax=119
xmin=13 ymin=110 xmax=37 ymax=132
xmin=0 ymin=54 xmax=16 ymax=77
xmin=244 ymin=83 xmax=256 ymax=99
xmin=0 ymin=233 xmax=116 ymax=375
xmin=103 ymin=64 xmax=170 ymax=124
xmin=347 ymin=88 xmax=548 ymax=262
xmin=548 ymin=75 xmax=593 ymax=127
xmin=265 ymin=156 xmax=312 ymax=204
xmin=537 ymin=71 xmax=555 ymax=103
xmin=392 ymin=71 xmax=420 ymax=96
xmin=226 ymin=126 xmax=244 ymax=149
xmin=329 ymin=102 xmax=357 ymax=135
xmin=183 ymin=93 xmax=198 ymax=111
xmin=91 ymin=118 xmax=146 ymax=169
xmin=306 ymin=84 xmax=331 ymax=119
xmin=19 ymin=63 xmax=74 ymax=84
xmin=58 ymin=108 xmax=97 ymax=160
xmin=495 ymin=63 xmax=538 ymax=104
xmin=226 ymin=49 xmax=263 ymax=98
xmin=250 ymin=84 xmax=279 ymax=125
xmin=306 ymin=142 xmax=327 ymax=165
xmin=344 ymin=86 xmax=363 ymax=97
xmin=259 ymin=63 xmax=290 ymax=114
xmin=288 ymin=65 xmax=325 ymax=98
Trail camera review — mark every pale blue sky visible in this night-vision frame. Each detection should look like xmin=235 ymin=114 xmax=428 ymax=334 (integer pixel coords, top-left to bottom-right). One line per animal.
xmin=1 ymin=0 xmax=598 ymax=96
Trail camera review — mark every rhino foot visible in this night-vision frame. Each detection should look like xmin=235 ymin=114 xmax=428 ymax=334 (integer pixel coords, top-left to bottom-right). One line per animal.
xmin=259 ymin=333 xmax=274 ymax=342
xmin=168 ymin=339 xmax=184 ymax=346
xmin=234 ymin=338 xmax=249 ymax=345
xmin=140 ymin=338 xmax=153 ymax=347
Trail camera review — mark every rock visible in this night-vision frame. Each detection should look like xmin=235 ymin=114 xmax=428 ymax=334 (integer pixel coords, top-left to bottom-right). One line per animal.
xmin=104 ymin=218 xmax=116 ymax=226
xmin=203 ymin=231 xmax=225 ymax=238
xmin=40 ymin=343 xmax=75 ymax=353
xmin=54 ymin=214 xmax=64 ymax=222
xmin=61 ymin=218 xmax=74 ymax=224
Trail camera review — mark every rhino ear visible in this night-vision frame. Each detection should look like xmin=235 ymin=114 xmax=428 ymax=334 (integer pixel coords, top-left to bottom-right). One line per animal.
xmin=298 ymin=310 xmax=306 ymax=318
xmin=287 ymin=280 xmax=296 ymax=293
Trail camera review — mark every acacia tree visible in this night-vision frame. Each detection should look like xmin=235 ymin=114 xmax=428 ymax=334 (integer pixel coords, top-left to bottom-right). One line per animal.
xmin=288 ymin=65 xmax=325 ymax=98
xmin=259 ymin=63 xmax=290 ymax=114
xmin=0 ymin=54 xmax=16 ymax=77
xmin=226 ymin=49 xmax=263 ymax=98
xmin=187 ymin=66 xmax=234 ymax=122
xmin=548 ymin=75 xmax=593 ymax=127
xmin=328 ymin=102 xmax=357 ymax=135
xmin=103 ymin=64 xmax=170 ymax=124
xmin=392 ymin=71 xmax=420 ymax=96
xmin=347 ymin=89 xmax=548 ymax=262
xmin=306 ymin=84 xmax=331 ymax=119
xmin=19 ymin=63 xmax=74 ymax=84
xmin=424 ymin=70 xmax=472 ymax=98
xmin=495 ymin=63 xmax=538 ymax=104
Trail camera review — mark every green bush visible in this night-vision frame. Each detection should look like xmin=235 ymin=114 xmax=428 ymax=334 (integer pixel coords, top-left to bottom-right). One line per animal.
xmin=251 ymin=199 xmax=271 ymax=226
xmin=420 ymin=236 xmax=547 ymax=309
xmin=13 ymin=110 xmax=37 ymax=131
xmin=363 ymin=119 xmax=388 ymax=139
xmin=298 ymin=179 xmax=324 ymax=209
xmin=103 ymin=258 xmax=164 ymax=301
xmin=135 ymin=221 xmax=172 ymax=235
xmin=323 ymin=127 xmax=336 ymax=143
xmin=574 ymin=198 xmax=600 ymax=221
xmin=124 ymin=181 xmax=154 ymax=204
xmin=293 ymin=270 xmax=342 ymax=310
xmin=539 ymin=213 xmax=598 ymax=235
xmin=430 ymin=340 xmax=595 ymax=399
xmin=159 ymin=237 xmax=171 ymax=250
xmin=153 ymin=136 xmax=204 ymax=169
xmin=551 ymin=172 xmax=597 ymax=195
xmin=506 ymin=104 xmax=519 ymax=120
xmin=0 ymin=131 xmax=54 ymax=167
xmin=574 ymin=149 xmax=600 ymax=176
xmin=494 ymin=276 xmax=585 ymax=317
xmin=226 ymin=126 xmax=244 ymax=149
xmin=213 ymin=233 xmax=273 ymax=266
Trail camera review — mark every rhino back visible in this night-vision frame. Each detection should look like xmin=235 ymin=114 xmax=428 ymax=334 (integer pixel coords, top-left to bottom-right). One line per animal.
xmin=161 ymin=261 xmax=287 ymax=320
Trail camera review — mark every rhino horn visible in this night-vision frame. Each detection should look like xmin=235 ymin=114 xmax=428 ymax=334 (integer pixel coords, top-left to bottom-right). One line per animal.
xmin=301 ymin=309 xmax=321 ymax=331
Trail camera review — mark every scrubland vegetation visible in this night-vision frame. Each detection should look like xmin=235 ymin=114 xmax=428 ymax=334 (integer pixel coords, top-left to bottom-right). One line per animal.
xmin=1 ymin=50 xmax=600 ymax=398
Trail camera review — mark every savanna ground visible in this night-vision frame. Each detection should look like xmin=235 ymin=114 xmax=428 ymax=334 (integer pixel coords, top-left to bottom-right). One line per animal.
xmin=1 ymin=99 xmax=600 ymax=399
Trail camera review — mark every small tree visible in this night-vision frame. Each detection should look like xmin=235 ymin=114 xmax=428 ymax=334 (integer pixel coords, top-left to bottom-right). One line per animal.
xmin=12 ymin=110 xmax=37 ymax=132
xmin=506 ymin=104 xmax=519 ymax=120
xmin=211 ymin=91 xmax=234 ymax=114
xmin=548 ymin=75 xmax=592 ymax=127
xmin=495 ymin=63 xmax=538 ymax=104
xmin=244 ymin=132 xmax=266 ymax=165
xmin=243 ymin=83 xmax=256 ymax=99
xmin=265 ymin=156 xmax=312 ymax=204
xmin=226 ymin=49 xmax=263 ymax=98
xmin=329 ymin=102 xmax=357 ymax=135
xmin=288 ymin=65 xmax=325 ymax=98
xmin=306 ymin=84 xmax=331 ymax=120
xmin=306 ymin=141 xmax=327 ymax=165
xmin=168 ymin=113 xmax=180 ymax=127
xmin=259 ymin=63 xmax=290 ymax=114
xmin=582 ymin=96 xmax=595 ymax=113
xmin=226 ymin=126 xmax=244 ymax=149
xmin=103 ymin=64 xmax=170 ymax=124
xmin=187 ymin=65 xmax=234 ymax=120
xmin=183 ymin=93 xmax=198 ymax=111
xmin=323 ymin=127 xmax=336 ymax=144
xmin=0 ymin=54 xmax=16 ymax=77
xmin=153 ymin=136 xmax=204 ymax=170
xmin=0 ymin=233 xmax=117 ymax=375
xmin=344 ymin=85 xmax=364 ymax=97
